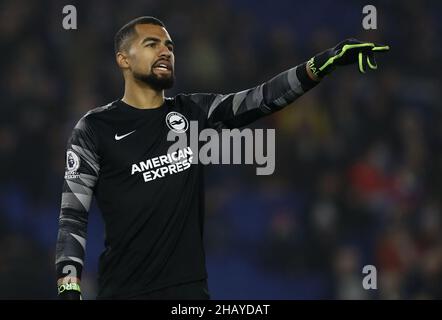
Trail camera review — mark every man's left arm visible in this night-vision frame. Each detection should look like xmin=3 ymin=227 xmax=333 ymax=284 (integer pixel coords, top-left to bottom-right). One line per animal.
xmin=189 ymin=62 xmax=317 ymax=129
xmin=189 ymin=38 xmax=389 ymax=129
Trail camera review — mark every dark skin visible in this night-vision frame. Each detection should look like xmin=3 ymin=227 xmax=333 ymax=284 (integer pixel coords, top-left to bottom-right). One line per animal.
xmin=116 ymin=23 xmax=318 ymax=110
xmin=116 ymin=24 xmax=175 ymax=109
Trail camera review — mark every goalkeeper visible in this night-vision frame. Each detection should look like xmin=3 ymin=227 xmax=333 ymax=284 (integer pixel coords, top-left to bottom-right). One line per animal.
xmin=55 ymin=16 xmax=389 ymax=300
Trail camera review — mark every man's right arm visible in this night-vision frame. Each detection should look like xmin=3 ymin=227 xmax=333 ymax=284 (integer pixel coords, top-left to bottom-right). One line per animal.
xmin=55 ymin=116 xmax=100 ymax=300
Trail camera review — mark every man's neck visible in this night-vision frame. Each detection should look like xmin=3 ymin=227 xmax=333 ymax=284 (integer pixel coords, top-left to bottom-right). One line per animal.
xmin=122 ymin=79 xmax=165 ymax=109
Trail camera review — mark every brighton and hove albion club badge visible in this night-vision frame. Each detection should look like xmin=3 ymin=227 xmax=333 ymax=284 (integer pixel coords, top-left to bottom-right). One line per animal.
xmin=166 ymin=112 xmax=189 ymax=133
xmin=66 ymin=150 xmax=80 ymax=172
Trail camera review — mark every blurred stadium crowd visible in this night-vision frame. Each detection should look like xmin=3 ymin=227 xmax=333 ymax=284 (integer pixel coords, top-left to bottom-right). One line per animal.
xmin=0 ymin=0 xmax=441 ymax=299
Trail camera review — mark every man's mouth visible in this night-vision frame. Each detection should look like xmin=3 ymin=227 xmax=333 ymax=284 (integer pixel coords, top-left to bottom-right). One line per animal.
xmin=153 ymin=61 xmax=172 ymax=72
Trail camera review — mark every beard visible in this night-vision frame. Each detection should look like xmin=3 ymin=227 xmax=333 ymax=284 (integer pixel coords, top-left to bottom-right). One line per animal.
xmin=133 ymin=68 xmax=175 ymax=91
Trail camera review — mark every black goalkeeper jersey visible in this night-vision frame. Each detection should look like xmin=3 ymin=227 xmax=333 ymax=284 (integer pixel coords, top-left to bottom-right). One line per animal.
xmin=55 ymin=63 xmax=318 ymax=299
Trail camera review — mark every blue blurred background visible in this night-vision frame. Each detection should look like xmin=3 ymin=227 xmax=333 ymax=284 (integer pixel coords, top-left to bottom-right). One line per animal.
xmin=0 ymin=0 xmax=441 ymax=299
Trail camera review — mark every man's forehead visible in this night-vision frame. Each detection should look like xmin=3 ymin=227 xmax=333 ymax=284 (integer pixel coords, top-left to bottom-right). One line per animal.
xmin=134 ymin=24 xmax=172 ymax=41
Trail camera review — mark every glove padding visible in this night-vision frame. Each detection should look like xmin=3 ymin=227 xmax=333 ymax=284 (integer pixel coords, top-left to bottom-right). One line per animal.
xmin=308 ymin=38 xmax=390 ymax=78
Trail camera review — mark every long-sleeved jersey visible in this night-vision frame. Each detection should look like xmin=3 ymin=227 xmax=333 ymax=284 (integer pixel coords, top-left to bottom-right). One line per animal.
xmin=55 ymin=62 xmax=318 ymax=299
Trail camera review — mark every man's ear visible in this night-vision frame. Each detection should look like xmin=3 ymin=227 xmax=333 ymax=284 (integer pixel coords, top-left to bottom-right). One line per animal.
xmin=116 ymin=52 xmax=130 ymax=69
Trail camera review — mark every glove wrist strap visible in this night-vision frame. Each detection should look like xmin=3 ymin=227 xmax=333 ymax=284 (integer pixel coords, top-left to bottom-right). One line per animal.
xmin=58 ymin=282 xmax=81 ymax=295
xmin=308 ymin=49 xmax=337 ymax=79
xmin=307 ymin=57 xmax=321 ymax=79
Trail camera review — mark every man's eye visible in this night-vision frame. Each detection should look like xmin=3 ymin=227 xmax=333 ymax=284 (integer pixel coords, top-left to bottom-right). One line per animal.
xmin=146 ymin=43 xmax=155 ymax=48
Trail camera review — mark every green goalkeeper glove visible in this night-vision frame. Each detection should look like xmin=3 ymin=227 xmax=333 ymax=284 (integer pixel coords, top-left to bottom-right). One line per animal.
xmin=307 ymin=38 xmax=390 ymax=79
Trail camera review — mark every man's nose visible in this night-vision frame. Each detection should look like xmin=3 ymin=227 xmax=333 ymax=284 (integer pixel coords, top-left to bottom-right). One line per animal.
xmin=158 ymin=44 xmax=172 ymax=58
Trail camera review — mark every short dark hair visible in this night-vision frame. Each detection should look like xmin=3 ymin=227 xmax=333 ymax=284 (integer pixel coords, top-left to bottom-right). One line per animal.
xmin=114 ymin=16 xmax=165 ymax=55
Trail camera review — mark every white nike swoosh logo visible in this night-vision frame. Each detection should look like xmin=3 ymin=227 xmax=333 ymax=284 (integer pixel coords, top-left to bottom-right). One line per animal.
xmin=115 ymin=130 xmax=136 ymax=141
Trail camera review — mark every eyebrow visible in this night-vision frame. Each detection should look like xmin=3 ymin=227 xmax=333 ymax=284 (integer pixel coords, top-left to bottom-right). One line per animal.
xmin=141 ymin=37 xmax=174 ymax=47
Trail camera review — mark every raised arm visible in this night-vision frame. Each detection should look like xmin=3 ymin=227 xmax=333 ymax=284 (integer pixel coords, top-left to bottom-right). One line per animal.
xmin=189 ymin=61 xmax=318 ymax=129
xmin=55 ymin=117 xmax=100 ymax=300
xmin=189 ymin=38 xmax=389 ymax=129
